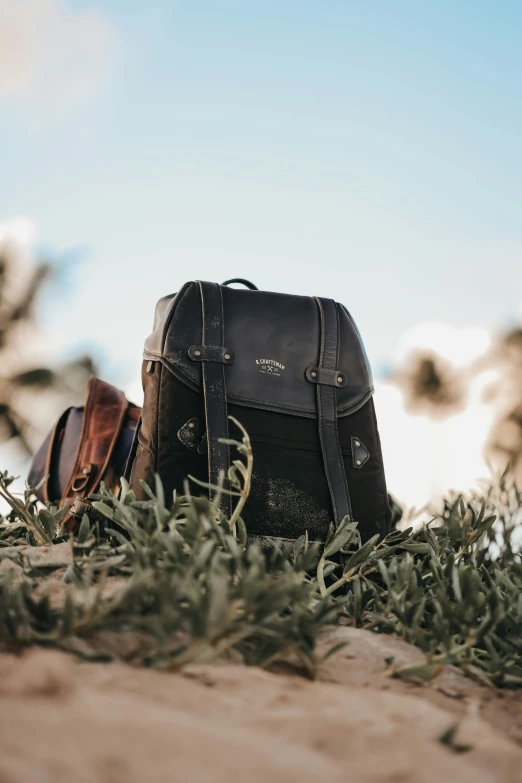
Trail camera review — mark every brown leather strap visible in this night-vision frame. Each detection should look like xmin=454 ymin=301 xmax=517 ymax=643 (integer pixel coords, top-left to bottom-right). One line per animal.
xmin=61 ymin=376 xmax=128 ymax=509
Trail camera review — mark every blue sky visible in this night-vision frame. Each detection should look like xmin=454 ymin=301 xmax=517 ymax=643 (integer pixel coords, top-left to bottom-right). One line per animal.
xmin=1 ymin=0 xmax=521 ymax=395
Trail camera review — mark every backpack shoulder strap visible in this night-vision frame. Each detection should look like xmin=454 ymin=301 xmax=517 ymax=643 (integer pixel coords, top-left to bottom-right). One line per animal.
xmin=61 ymin=376 xmax=129 ymax=508
xmin=193 ymin=281 xmax=232 ymax=514
xmin=314 ymin=297 xmax=353 ymax=526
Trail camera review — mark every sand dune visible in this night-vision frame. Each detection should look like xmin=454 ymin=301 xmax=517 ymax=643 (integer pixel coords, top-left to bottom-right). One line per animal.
xmin=1 ymin=628 xmax=521 ymax=783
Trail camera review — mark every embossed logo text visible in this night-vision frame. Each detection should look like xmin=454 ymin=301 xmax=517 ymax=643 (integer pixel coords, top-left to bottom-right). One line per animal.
xmin=256 ymin=359 xmax=285 ymax=376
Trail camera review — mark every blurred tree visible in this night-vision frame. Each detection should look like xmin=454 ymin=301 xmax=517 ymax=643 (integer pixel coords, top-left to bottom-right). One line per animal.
xmin=390 ymin=322 xmax=522 ymax=486
xmin=0 ymin=224 xmax=97 ymax=454
xmin=485 ymin=327 xmax=522 ymax=484
xmin=392 ymin=352 xmax=467 ymax=418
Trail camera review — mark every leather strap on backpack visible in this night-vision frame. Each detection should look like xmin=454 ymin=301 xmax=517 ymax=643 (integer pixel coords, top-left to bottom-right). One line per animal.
xmin=196 ymin=281 xmax=232 ymax=515
xmin=61 ymin=377 xmax=129 ymax=515
xmin=314 ymin=297 xmax=353 ymax=526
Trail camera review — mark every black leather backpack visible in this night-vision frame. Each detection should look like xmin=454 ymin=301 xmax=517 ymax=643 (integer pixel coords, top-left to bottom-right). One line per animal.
xmin=127 ymin=279 xmax=391 ymax=543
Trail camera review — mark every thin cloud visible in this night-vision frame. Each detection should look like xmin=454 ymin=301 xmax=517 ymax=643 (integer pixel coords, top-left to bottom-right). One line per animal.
xmin=0 ymin=0 xmax=117 ymax=108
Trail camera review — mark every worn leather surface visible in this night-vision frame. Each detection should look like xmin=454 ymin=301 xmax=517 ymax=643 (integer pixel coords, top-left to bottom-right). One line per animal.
xmin=314 ymin=297 xmax=353 ymax=525
xmin=28 ymin=378 xmax=140 ymax=523
xmin=61 ymin=377 xmax=130 ymax=511
xmin=143 ymin=282 xmax=373 ymax=419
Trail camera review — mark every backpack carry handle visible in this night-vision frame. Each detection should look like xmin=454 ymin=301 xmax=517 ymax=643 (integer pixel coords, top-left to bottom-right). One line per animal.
xmin=222 ymin=278 xmax=258 ymax=290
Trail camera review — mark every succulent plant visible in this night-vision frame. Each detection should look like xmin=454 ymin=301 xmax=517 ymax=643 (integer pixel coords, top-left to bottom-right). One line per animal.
xmin=0 ymin=425 xmax=521 ymax=686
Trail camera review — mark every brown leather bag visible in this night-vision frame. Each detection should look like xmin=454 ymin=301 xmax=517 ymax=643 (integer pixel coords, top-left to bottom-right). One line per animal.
xmin=28 ymin=377 xmax=140 ymax=529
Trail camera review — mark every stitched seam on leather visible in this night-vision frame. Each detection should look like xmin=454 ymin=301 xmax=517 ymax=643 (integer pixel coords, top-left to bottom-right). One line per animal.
xmin=320 ymin=388 xmax=337 ymax=521
xmin=338 ymin=387 xmax=375 ymax=416
xmin=314 ymin=298 xmax=337 ymax=521
xmin=197 ymin=282 xmax=231 ymax=515
xmin=333 ymin=302 xmax=352 ymax=519
xmin=218 ymin=283 xmax=231 ymax=514
xmin=147 ymin=354 xmax=373 ymax=413
xmin=160 ymin=281 xmax=192 ymax=356
xmin=335 ymin=301 xmax=340 ymax=368
xmin=219 ymin=284 xmax=229 ymax=448
xmin=153 ymin=355 xmax=374 ymax=417
xmin=156 ymin=358 xmax=319 ymax=413
xmin=316 ymin=300 xmax=337 ymax=521
xmin=155 ymin=363 xmax=162 ymax=475
xmin=198 ymin=281 xmax=212 ymax=486
xmin=315 ymin=298 xmax=354 ymax=524
xmin=315 ymin=297 xmax=325 ymax=384
xmin=227 ymin=388 xmax=373 ymax=414
xmin=61 ymin=376 xmax=96 ymax=507
xmin=220 ymin=393 xmax=318 ymax=413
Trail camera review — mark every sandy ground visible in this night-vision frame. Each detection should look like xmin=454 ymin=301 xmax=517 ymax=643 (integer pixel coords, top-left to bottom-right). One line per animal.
xmin=1 ymin=625 xmax=522 ymax=783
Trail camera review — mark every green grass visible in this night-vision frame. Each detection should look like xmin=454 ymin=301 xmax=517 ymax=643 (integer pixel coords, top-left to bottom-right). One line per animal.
xmin=0 ymin=423 xmax=521 ymax=686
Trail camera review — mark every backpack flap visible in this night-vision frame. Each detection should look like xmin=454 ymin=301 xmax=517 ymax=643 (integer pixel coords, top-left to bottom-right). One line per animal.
xmin=143 ymin=282 xmax=374 ymax=419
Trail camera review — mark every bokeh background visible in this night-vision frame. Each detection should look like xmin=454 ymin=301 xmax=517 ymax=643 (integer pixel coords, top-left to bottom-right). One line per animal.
xmin=1 ymin=0 xmax=521 ymax=514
